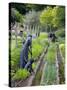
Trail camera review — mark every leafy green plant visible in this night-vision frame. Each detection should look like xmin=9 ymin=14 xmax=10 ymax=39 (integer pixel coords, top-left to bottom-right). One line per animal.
xmin=55 ymin=29 xmax=65 ymax=38
xmin=31 ymin=33 xmax=48 ymax=60
xmin=10 ymin=39 xmax=22 ymax=78
xmin=12 ymin=69 xmax=30 ymax=80
xmin=10 ymin=48 xmax=21 ymax=75
xmin=59 ymin=43 xmax=65 ymax=58
xmin=11 ymin=37 xmax=22 ymax=51
xmin=43 ymin=64 xmax=57 ymax=85
xmin=32 ymin=43 xmax=43 ymax=59
xmin=45 ymin=43 xmax=56 ymax=64
xmin=41 ymin=43 xmax=57 ymax=85
xmin=32 ymin=63 xmax=36 ymax=69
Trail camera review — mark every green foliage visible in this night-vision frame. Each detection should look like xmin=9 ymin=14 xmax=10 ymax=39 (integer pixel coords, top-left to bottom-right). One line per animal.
xmin=11 ymin=8 xmax=23 ymax=23
xmin=52 ymin=6 xmax=65 ymax=28
xmin=40 ymin=7 xmax=53 ymax=26
xmin=31 ymin=33 xmax=48 ymax=60
xmin=11 ymin=39 xmax=16 ymax=51
xmin=55 ymin=29 xmax=65 ymax=37
xmin=37 ymin=33 xmax=49 ymax=46
xmin=12 ymin=69 xmax=30 ymax=80
xmin=46 ymin=43 xmax=56 ymax=64
xmin=57 ymin=37 xmax=65 ymax=44
xmin=32 ymin=63 xmax=36 ymax=69
xmin=23 ymin=31 xmax=27 ymax=37
xmin=58 ymin=43 xmax=65 ymax=83
xmin=38 ymin=32 xmax=48 ymax=40
xmin=26 ymin=4 xmax=45 ymax=11
xmin=41 ymin=43 xmax=57 ymax=85
xmin=24 ymin=10 xmax=40 ymax=27
xmin=40 ymin=6 xmax=65 ymax=31
xmin=32 ymin=42 xmax=43 ymax=59
xmin=43 ymin=64 xmax=56 ymax=85
xmin=11 ymin=48 xmax=21 ymax=70
xmin=11 ymin=38 xmax=22 ymax=50
xmin=59 ymin=43 xmax=65 ymax=58
xmin=10 ymin=3 xmax=45 ymax=15
xmin=10 ymin=39 xmax=22 ymax=74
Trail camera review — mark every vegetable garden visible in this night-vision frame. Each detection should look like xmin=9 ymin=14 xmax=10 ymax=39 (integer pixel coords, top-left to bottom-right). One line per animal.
xmin=9 ymin=3 xmax=65 ymax=87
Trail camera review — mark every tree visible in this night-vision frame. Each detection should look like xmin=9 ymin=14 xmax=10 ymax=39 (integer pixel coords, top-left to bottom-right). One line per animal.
xmin=9 ymin=3 xmax=46 ymax=15
xmin=11 ymin=8 xmax=23 ymax=25
xmin=52 ymin=6 xmax=65 ymax=29
xmin=23 ymin=10 xmax=40 ymax=36
xmin=40 ymin=6 xmax=65 ymax=32
xmin=10 ymin=8 xmax=23 ymax=48
xmin=40 ymin=6 xmax=53 ymax=32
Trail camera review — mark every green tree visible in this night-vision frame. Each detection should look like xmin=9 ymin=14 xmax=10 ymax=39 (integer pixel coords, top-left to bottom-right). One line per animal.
xmin=23 ymin=10 xmax=40 ymax=36
xmin=40 ymin=7 xmax=53 ymax=32
xmin=11 ymin=8 xmax=23 ymax=24
xmin=52 ymin=6 xmax=65 ymax=29
xmin=11 ymin=8 xmax=23 ymax=48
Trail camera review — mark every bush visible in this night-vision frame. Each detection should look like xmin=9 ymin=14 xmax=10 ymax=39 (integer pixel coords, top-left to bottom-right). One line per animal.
xmin=11 ymin=37 xmax=22 ymax=51
xmin=23 ymin=31 xmax=27 ymax=38
xmin=10 ymin=39 xmax=22 ymax=77
xmin=58 ymin=37 xmax=65 ymax=44
xmin=59 ymin=43 xmax=65 ymax=58
xmin=31 ymin=33 xmax=48 ymax=60
xmin=10 ymin=48 xmax=22 ymax=78
xmin=12 ymin=69 xmax=30 ymax=80
xmin=32 ymin=63 xmax=36 ymax=69
xmin=55 ymin=29 xmax=65 ymax=38
xmin=32 ymin=40 xmax=43 ymax=60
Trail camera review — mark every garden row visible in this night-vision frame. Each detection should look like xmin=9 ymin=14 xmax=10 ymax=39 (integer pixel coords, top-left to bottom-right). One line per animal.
xmin=40 ymin=41 xmax=65 ymax=85
xmin=40 ymin=43 xmax=57 ymax=85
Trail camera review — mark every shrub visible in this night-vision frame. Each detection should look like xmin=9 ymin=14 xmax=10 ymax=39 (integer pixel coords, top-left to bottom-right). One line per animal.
xmin=58 ymin=37 xmax=65 ymax=44
xmin=59 ymin=43 xmax=65 ymax=58
xmin=55 ymin=29 xmax=65 ymax=38
xmin=10 ymin=39 xmax=22 ymax=77
xmin=11 ymin=37 xmax=22 ymax=51
xmin=32 ymin=42 xmax=43 ymax=59
xmin=12 ymin=69 xmax=30 ymax=80
xmin=32 ymin=63 xmax=36 ymax=69
xmin=31 ymin=33 xmax=47 ymax=60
